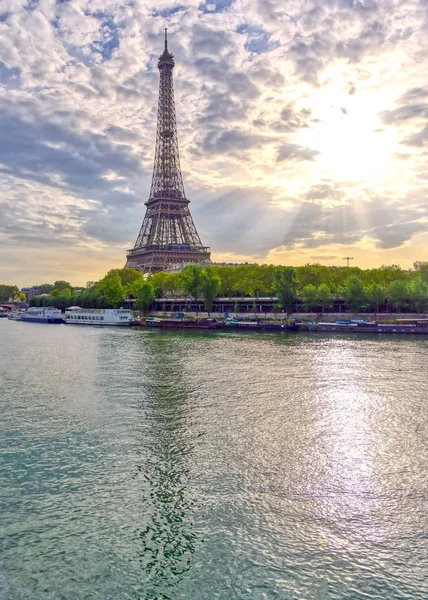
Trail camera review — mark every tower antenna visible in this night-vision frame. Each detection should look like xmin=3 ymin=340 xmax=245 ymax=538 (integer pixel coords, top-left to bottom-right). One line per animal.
xmin=342 ymin=256 xmax=354 ymax=267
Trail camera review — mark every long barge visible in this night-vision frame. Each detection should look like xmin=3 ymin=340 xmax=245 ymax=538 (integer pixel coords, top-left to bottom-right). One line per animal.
xmin=140 ymin=317 xmax=299 ymax=331
xmin=144 ymin=317 xmax=223 ymax=329
xmin=307 ymin=319 xmax=428 ymax=334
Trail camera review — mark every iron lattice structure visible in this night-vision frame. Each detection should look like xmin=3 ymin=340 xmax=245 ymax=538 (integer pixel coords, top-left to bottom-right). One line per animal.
xmin=126 ymin=31 xmax=211 ymax=274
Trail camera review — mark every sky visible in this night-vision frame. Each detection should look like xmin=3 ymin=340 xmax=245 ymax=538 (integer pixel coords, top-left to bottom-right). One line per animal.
xmin=1 ymin=0 xmax=428 ymax=286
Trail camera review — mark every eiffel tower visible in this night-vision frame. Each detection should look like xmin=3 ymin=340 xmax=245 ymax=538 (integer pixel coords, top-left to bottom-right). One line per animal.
xmin=125 ymin=30 xmax=211 ymax=274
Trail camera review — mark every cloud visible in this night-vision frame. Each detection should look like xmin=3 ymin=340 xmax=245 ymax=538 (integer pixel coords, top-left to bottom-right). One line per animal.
xmin=0 ymin=97 xmax=146 ymax=204
xmin=404 ymin=125 xmax=428 ymax=147
xmin=277 ymin=142 xmax=318 ymax=163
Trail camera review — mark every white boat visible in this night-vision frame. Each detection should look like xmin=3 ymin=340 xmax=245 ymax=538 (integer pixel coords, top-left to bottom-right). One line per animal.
xmin=8 ymin=312 xmax=22 ymax=320
xmin=21 ymin=307 xmax=64 ymax=324
xmin=65 ymin=307 xmax=133 ymax=326
xmin=0 ymin=307 xmax=8 ymax=318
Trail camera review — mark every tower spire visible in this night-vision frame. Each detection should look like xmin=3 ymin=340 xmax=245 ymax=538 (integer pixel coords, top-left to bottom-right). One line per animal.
xmin=125 ymin=32 xmax=211 ymax=274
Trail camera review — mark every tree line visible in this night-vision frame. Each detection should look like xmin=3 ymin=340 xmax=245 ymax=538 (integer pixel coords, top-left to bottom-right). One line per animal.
xmin=23 ymin=261 xmax=428 ymax=314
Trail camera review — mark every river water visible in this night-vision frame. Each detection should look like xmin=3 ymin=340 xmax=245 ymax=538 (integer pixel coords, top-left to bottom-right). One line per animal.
xmin=1 ymin=319 xmax=428 ymax=600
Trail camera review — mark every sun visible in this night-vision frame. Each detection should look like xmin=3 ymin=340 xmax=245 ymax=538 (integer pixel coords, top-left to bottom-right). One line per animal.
xmin=297 ymin=82 xmax=399 ymax=183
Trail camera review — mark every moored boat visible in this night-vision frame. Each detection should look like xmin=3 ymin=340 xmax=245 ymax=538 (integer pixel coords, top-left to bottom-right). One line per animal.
xmin=225 ymin=317 xmax=299 ymax=331
xmin=225 ymin=317 xmax=260 ymax=329
xmin=8 ymin=311 xmax=22 ymax=320
xmin=21 ymin=307 xmax=64 ymax=324
xmin=144 ymin=317 xmax=223 ymax=329
xmin=65 ymin=307 xmax=133 ymax=326
xmin=309 ymin=318 xmax=428 ymax=334
xmin=0 ymin=307 xmax=8 ymax=318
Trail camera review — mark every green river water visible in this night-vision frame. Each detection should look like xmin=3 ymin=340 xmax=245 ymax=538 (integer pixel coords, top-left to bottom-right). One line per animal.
xmin=1 ymin=319 xmax=428 ymax=599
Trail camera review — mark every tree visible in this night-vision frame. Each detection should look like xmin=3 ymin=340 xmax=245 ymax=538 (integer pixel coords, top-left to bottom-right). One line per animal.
xmin=104 ymin=268 xmax=143 ymax=288
xmin=413 ymin=262 xmax=428 ymax=284
xmin=0 ymin=285 xmax=19 ymax=302
xmin=366 ymin=284 xmax=385 ymax=315
xmin=13 ymin=293 xmax=26 ymax=302
xmin=341 ymin=276 xmax=367 ymax=313
xmin=148 ymin=271 xmax=167 ymax=288
xmin=408 ymin=277 xmax=428 ymax=312
xmin=51 ymin=289 xmax=61 ymax=297
xmin=126 ymin=274 xmax=146 ymax=299
xmin=301 ymin=284 xmax=318 ymax=311
xmin=61 ymin=288 xmax=72 ymax=298
xmin=38 ymin=283 xmax=55 ymax=294
xmin=296 ymin=264 xmax=323 ymax=289
xmin=233 ymin=264 xmax=259 ymax=297
xmin=317 ymin=284 xmax=334 ymax=313
xmin=179 ymin=264 xmax=204 ymax=300
xmin=200 ymin=268 xmax=221 ymax=315
xmin=386 ymin=280 xmax=408 ymax=312
xmin=273 ymin=267 xmax=298 ymax=316
xmin=53 ymin=280 xmax=72 ymax=290
xmin=135 ymin=281 xmax=155 ymax=314
xmin=99 ymin=274 xmax=125 ymax=307
xmin=378 ymin=265 xmax=408 ymax=284
xmin=258 ymin=264 xmax=276 ymax=296
xmin=215 ymin=266 xmax=240 ymax=297
xmin=163 ymin=273 xmax=182 ymax=296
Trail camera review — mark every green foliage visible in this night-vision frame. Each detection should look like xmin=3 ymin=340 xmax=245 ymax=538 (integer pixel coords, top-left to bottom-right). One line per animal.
xmin=200 ymin=268 xmax=221 ymax=313
xmin=134 ymin=281 xmax=156 ymax=313
xmin=104 ymin=268 xmax=143 ymax=288
xmin=365 ymin=284 xmax=385 ymax=313
xmin=51 ymin=289 xmax=61 ymax=297
xmin=37 ymin=283 xmax=55 ymax=294
xmin=53 ymin=280 xmax=72 ymax=290
xmin=296 ymin=264 xmax=324 ymax=289
xmin=98 ymin=274 xmax=125 ymax=307
xmin=257 ymin=265 xmax=277 ymax=296
xmin=13 ymin=292 xmax=26 ymax=302
xmin=124 ymin=274 xmax=146 ymax=298
xmin=273 ymin=267 xmax=298 ymax=315
xmin=96 ymin=269 xmax=143 ymax=306
xmin=301 ymin=284 xmax=318 ymax=311
xmin=148 ymin=272 xmax=168 ymax=290
xmin=61 ymin=288 xmax=72 ymax=298
xmin=413 ymin=262 xmax=428 ymax=284
xmin=179 ymin=264 xmax=204 ymax=300
xmin=341 ymin=276 xmax=367 ymax=313
xmin=214 ymin=266 xmax=239 ymax=296
xmin=163 ymin=273 xmax=181 ymax=296
xmin=386 ymin=280 xmax=408 ymax=312
xmin=317 ymin=284 xmax=334 ymax=313
xmin=147 ymin=272 xmax=182 ymax=298
xmin=408 ymin=278 xmax=428 ymax=312
xmin=0 ymin=285 xmax=19 ymax=302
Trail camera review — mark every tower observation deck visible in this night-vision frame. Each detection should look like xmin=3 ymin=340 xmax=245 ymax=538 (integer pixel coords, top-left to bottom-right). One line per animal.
xmin=125 ymin=30 xmax=211 ymax=273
